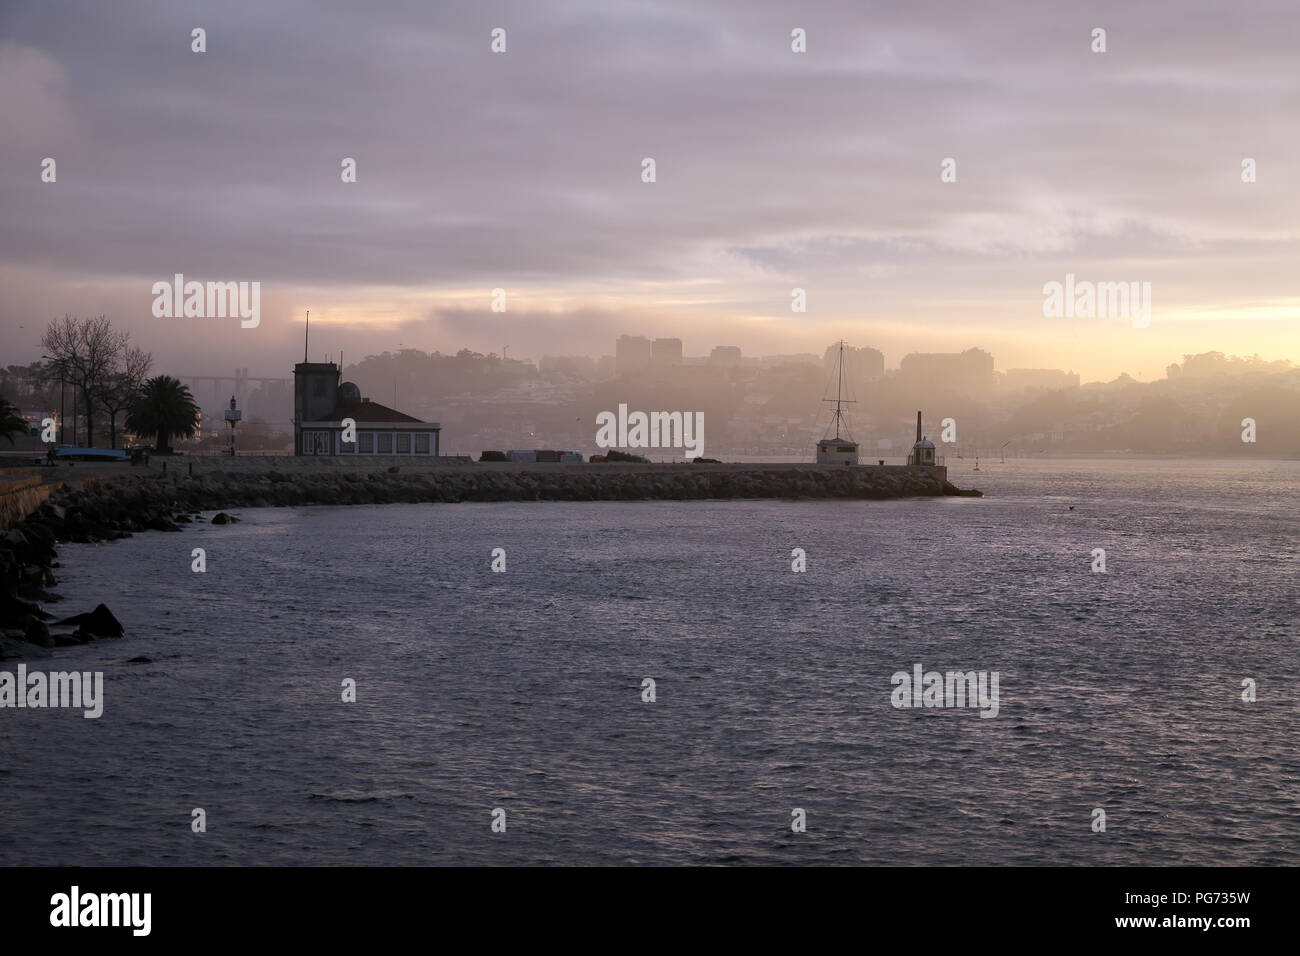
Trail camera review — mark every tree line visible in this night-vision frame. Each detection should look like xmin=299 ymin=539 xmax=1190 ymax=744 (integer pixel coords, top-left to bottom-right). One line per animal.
xmin=0 ymin=315 xmax=200 ymax=454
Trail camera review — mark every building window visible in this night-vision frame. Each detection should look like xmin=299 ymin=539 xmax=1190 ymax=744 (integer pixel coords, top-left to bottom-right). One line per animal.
xmin=396 ymin=433 xmax=411 ymax=454
xmin=414 ymin=433 xmax=430 ymax=454
xmin=359 ymin=432 xmax=374 ymax=453
xmin=377 ymin=433 xmax=392 ymax=454
xmin=305 ymin=430 xmax=331 ymax=455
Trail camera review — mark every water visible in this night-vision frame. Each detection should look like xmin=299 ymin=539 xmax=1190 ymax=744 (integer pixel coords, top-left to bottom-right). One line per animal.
xmin=2 ymin=458 xmax=1297 ymax=865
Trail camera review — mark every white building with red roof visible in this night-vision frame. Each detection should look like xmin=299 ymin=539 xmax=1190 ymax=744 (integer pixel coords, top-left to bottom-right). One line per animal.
xmin=294 ymin=361 xmax=441 ymax=457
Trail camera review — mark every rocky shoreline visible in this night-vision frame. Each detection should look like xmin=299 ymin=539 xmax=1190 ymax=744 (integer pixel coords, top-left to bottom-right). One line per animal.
xmin=1 ymin=504 xmax=127 ymax=661
xmin=0 ymin=463 xmax=980 ymax=659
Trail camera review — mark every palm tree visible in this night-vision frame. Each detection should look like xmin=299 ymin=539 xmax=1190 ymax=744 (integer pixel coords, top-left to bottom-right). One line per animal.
xmin=125 ymin=376 xmax=199 ymax=454
xmin=0 ymin=394 xmax=28 ymax=445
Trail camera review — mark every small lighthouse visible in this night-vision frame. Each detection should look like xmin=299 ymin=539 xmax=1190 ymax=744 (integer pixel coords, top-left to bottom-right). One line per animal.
xmin=909 ymin=410 xmax=936 ymax=467
xmin=223 ymin=394 xmax=242 ymax=457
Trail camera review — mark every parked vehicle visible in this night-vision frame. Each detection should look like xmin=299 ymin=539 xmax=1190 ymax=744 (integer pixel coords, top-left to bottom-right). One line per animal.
xmin=601 ymin=449 xmax=649 ymax=463
xmin=53 ymin=445 xmax=128 ymax=462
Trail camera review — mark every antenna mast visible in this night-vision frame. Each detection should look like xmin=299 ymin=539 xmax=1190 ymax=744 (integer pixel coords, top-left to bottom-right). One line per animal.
xmin=304 ymin=310 xmax=310 ymax=362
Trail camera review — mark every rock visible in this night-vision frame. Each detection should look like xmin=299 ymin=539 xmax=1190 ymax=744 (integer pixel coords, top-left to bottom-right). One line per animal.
xmin=210 ymin=512 xmax=239 ymax=524
xmin=23 ymin=619 xmax=54 ymax=647
xmin=17 ymin=583 xmax=53 ymax=603
xmin=21 ymin=565 xmax=50 ymax=587
xmin=20 ymin=522 xmax=58 ymax=552
xmin=54 ymin=603 xmax=124 ymax=637
xmin=0 ymin=594 xmax=52 ymax=627
xmin=1 ymin=632 xmax=52 ymax=661
xmin=127 ymin=656 xmax=153 ymax=663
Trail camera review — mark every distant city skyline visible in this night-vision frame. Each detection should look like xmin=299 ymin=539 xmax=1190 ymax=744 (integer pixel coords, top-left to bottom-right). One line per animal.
xmin=3 ymin=1 xmax=1298 ymax=382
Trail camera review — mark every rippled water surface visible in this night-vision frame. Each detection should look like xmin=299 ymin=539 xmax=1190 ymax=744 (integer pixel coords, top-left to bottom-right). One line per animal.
xmin=2 ymin=458 xmax=1297 ymax=865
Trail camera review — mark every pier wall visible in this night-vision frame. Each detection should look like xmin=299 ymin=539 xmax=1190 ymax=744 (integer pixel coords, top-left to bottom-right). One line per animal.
xmin=34 ymin=461 xmax=969 ymax=516
xmin=0 ymin=472 xmax=57 ymax=530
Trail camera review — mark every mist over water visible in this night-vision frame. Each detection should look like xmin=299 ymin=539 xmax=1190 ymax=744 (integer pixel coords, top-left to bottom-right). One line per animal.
xmin=2 ymin=459 xmax=1297 ymax=865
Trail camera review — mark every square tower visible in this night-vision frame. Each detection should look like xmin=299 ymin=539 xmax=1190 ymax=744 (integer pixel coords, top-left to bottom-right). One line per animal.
xmin=293 ymin=362 xmax=339 ymax=455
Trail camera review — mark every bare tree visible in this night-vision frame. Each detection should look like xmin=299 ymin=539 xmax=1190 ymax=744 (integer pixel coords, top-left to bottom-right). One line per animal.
xmin=100 ymin=346 xmax=154 ymax=449
xmin=40 ymin=314 xmax=129 ymax=448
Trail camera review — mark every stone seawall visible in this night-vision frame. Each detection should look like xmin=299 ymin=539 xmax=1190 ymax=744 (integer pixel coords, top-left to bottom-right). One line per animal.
xmin=0 ymin=462 xmax=979 ymax=659
xmin=0 ymin=469 xmax=110 ymax=530
xmin=0 ymin=473 xmax=55 ymax=530
xmin=50 ymin=462 xmax=978 ymax=513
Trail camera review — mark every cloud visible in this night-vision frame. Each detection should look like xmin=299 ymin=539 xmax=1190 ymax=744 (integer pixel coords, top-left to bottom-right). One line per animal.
xmin=0 ymin=0 xmax=1298 ymax=380
xmin=0 ymin=41 xmax=78 ymax=159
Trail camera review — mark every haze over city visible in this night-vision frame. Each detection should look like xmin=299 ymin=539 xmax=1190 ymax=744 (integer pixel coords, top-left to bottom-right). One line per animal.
xmin=3 ymin=0 xmax=1298 ymax=381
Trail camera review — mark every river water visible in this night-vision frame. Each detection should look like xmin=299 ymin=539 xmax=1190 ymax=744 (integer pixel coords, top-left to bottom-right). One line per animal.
xmin=2 ymin=458 xmax=1297 ymax=865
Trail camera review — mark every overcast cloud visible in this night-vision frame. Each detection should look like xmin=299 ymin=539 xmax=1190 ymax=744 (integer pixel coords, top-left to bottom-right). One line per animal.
xmin=1 ymin=0 xmax=1297 ymax=379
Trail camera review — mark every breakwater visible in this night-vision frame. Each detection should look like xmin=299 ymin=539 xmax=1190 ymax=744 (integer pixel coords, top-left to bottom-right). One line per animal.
xmin=51 ymin=460 xmax=978 ymax=510
xmin=0 ymin=471 xmax=57 ymax=529
xmin=0 ymin=461 xmax=979 ymax=659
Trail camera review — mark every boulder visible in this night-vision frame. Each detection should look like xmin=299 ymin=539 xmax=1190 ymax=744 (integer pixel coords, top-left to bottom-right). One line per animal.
xmin=23 ymin=618 xmax=54 ymax=647
xmin=55 ymin=603 xmax=125 ymax=637
xmin=1 ymin=631 xmax=52 ymax=661
xmin=20 ymin=522 xmax=58 ymax=552
xmin=0 ymin=594 xmax=52 ymax=627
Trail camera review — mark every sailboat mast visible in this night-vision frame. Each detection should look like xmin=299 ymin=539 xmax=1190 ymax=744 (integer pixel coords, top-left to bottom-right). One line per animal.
xmin=835 ymin=340 xmax=844 ymax=439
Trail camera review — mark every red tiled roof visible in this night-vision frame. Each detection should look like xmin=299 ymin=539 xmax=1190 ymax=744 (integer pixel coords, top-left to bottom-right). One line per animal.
xmin=317 ymin=401 xmax=424 ymax=424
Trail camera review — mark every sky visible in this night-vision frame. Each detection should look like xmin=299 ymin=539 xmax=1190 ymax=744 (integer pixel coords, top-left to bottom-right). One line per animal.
xmin=2 ymin=0 xmax=1298 ymax=382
